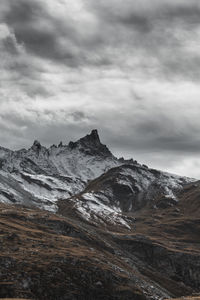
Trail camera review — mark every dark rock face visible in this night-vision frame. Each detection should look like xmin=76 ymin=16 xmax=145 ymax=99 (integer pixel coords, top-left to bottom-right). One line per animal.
xmin=69 ymin=129 xmax=113 ymax=157
xmin=77 ymin=164 xmax=189 ymax=214
xmin=114 ymin=235 xmax=200 ymax=291
xmin=31 ymin=140 xmax=42 ymax=151
xmin=80 ymin=129 xmax=101 ymax=147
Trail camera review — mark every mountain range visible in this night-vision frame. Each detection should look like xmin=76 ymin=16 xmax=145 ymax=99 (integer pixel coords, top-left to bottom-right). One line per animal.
xmin=0 ymin=130 xmax=200 ymax=299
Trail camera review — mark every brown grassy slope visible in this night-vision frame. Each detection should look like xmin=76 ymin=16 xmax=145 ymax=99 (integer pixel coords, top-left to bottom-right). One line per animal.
xmin=1 ymin=181 xmax=200 ymax=299
xmin=0 ymin=203 xmax=149 ymax=300
xmin=58 ymin=181 xmax=200 ymax=298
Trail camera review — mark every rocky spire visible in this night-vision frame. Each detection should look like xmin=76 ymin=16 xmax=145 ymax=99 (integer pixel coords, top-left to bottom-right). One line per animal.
xmin=32 ymin=140 xmax=41 ymax=150
xmin=68 ymin=130 xmax=113 ymax=157
xmin=78 ymin=129 xmax=101 ymax=147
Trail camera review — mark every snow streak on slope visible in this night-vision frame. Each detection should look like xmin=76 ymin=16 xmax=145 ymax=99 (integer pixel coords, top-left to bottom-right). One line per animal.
xmin=120 ymin=166 xmax=194 ymax=201
xmin=74 ymin=192 xmax=131 ymax=229
xmin=72 ymin=164 xmax=195 ymax=227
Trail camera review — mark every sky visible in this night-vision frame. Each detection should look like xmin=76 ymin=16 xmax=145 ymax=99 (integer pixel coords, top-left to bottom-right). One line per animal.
xmin=1 ymin=0 xmax=200 ymax=178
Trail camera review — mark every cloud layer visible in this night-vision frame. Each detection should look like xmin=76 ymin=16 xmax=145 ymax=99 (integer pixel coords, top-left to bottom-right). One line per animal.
xmin=1 ymin=0 xmax=200 ymax=177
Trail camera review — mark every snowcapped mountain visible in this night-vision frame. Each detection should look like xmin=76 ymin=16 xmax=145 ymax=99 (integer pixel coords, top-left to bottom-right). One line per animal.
xmin=0 ymin=130 xmax=118 ymax=178
xmin=0 ymin=130 xmax=122 ymax=210
xmin=0 ymin=130 xmax=195 ymax=226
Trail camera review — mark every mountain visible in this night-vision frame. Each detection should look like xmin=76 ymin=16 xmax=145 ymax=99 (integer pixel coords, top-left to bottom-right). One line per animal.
xmin=0 ymin=130 xmax=193 ymax=219
xmin=65 ymin=164 xmax=193 ymax=229
xmin=0 ymin=130 xmax=200 ymax=299
xmin=0 ymin=130 xmax=121 ymax=211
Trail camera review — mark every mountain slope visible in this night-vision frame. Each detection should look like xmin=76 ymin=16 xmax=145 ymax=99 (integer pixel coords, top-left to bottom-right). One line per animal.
xmin=0 ymin=203 xmax=172 ymax=300
xmin=0 ymin=130 xmax=200 ymax=299
xmin=61 ymin=163 xmax=193 ymax=228
xmin=1 ymin=179 xmax=200 ymax=300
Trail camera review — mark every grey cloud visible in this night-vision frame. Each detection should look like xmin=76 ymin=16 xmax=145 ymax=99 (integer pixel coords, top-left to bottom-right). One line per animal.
xmin=2 ymin=0 xmax=200 ymax=80
xmin=2 ymin=1 xmax=110 ymax=66
xmin=3 ymin=1 xmax=75 ymax=63
xmin=85 ymin=0 xmax=200 ymax=80
xmin=0 ymin=0 xmax=114 ymax=76
xmin=71 ymin=111 xmax=89 ymax=122
xmin=1 ymin=0 xmax=200 ymax=178
xmin=88 ymin=0 xmax=200 ymax=24
xmin=106 ymin=128 xmax=200 ymax=155
xmin=2 ymin=35 xmax=20 ymax=54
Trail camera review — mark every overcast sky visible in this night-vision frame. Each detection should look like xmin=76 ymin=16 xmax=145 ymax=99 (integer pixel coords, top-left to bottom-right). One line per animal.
xmin=1 ymin=0 xmax=200 ymax=178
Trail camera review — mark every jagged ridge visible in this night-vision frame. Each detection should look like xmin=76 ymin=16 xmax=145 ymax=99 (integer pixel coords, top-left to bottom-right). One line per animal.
xmin=0 ymin=130 xmax=195 ymax=225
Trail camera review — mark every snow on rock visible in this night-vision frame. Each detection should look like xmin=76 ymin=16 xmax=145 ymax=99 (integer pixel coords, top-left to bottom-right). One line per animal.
xmin=120 ymin=165 xmax=194 ymax=201
xmin=0 ymin=130 xmax=121 ymax=183
xmin=74 ymin=164 xmax=196 ymax=218
xmin=0 ymin=130 xmax=123 ymax=211
xmin=74 ymin=192 xmax=131 ymax=229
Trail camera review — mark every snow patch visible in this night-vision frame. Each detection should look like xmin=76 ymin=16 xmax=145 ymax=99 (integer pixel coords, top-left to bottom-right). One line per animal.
xmin=74 ymin=193 xmax=131 ymax=229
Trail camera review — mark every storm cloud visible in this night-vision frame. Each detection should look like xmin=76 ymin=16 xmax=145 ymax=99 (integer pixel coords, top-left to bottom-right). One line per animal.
xmin=1 ymin=0 xmax=200 ymax=177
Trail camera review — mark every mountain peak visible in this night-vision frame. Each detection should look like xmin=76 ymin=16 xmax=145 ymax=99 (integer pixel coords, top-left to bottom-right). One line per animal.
xmin=32 ymin=140 xmax=41 ymax=148
xmin=31 ymin=140 xmax=42 ymax=152
xmin=90 ymin=129 xmax=100 ymax=140
xmin=79 ymin=129 xmax=101 ymax=147
xmin=68 ymin=129 xmax=112 ymax=157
